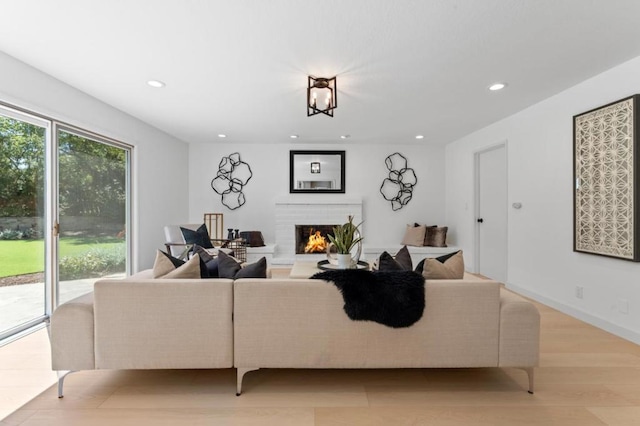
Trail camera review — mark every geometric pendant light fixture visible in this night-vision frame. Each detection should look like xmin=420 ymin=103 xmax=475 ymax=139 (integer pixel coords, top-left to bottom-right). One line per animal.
xmin=307 ymin=76 xmax=337 ymax=117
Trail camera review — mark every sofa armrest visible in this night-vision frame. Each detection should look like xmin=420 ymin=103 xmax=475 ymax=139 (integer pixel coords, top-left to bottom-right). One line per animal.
xmin=498 ymin=289 xmax=540 ymax=367
xmin=50 ymin=292 xmax=95 ymax=371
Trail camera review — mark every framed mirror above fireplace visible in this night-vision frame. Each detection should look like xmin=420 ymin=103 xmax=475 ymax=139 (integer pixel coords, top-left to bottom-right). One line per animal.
xmin=290 ymin=150 xmax=345 ymax=193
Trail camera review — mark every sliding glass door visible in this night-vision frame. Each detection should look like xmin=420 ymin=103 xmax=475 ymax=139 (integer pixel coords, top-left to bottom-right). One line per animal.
xmin=0 ymin=104 xmax=131 ymax=341
xmin=0 ymin=108 xmax=49 ymax=340
xmin=57 ymin=128 xmax=129 ymax=305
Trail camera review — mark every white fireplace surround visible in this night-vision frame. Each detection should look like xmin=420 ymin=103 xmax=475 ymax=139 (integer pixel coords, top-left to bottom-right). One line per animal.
xmin=274 ymin=197 xmax=363 ymax=264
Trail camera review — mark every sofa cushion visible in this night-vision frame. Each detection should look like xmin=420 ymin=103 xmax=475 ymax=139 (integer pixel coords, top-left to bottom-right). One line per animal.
xmin=217 ymin=250 xmax=267 ymax=279
xmin=422 ymin=250 xmax=464 ymax=279
xmin=414 ymin=250 xmax=458 ymax=274
xmin=235 ymin=256 xmax=267 ymax=278
xmin=152 ymin=250 xmax=210 ymax=278
xmin=152 ymin=251 xmax=202 ymax=279
xmin=180 ymin=224 xmax=214 ymax=249
xmin=424 ymin=226 xmax=448 ymax=247
xmin=192 ymin=244 xmax=214 ymax=262
xmin=377 ymin=246 xmax=413 ymax=271
xmin=162 ymin=255 xmax=202 ymax=278
xmin=401 ymin=224 xmax=426 ymax=246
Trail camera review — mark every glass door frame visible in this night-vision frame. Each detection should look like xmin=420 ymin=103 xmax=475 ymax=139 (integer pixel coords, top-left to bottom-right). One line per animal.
xmin=0 ymin=101 xmax=133 ymax=342
xmin=52 ymin=123 xmax=133 ymax=306
xmin=0 ymin=104 xmax=52 ymax=341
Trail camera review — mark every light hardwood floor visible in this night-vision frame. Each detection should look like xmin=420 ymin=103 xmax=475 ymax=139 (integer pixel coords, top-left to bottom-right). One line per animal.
xmin=1 ymin=270 xmax=640 ymax=425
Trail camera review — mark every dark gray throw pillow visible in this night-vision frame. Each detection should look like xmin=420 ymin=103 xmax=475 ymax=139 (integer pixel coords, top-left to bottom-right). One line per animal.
xmin=204 ymin=257 xmax=219 ymax=278
xmin=235 ymin=256 xmax=267 ymax=278
xmin=394 ymin=245 xmax=412 ymax=271
xmin=216 ymin=250 xmax=268 ymax=279
xmin=217 ymin=250 xmax=242 ymax=278
xmin=377 ymin=251 xmax=404 ymax=271
xmin=180 ymin=224 xmax=214 ymax=249
xmin=377 ymin=246 xmax=413 ymax=271
xmin=192 ymin=244 xmax=214 ymax=263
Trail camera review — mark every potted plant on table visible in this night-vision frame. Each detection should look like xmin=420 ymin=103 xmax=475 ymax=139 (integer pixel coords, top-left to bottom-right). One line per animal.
xmin=327 ymin=215 xmax=363 ymax=269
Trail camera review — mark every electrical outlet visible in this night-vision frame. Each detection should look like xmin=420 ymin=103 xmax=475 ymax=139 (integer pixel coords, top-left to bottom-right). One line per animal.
xmin=575 ymin=286 xmax=584 ymax=299
xmin=618 ymin=298 xmax=629 ymax=314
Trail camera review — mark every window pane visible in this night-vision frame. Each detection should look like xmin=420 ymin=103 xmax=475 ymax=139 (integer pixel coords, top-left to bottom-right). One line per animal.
xmin=0 ymin=114 xmax=46 ymax=337
xmin=57 ymin=130 xmax=128 ymax=305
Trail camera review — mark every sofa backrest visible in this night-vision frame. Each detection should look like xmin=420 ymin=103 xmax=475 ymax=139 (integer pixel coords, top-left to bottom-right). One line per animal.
xmin=233 ymin=278 xmax=501 ymax=369
xmin=93 ymin=278 xmax=234 ymax=370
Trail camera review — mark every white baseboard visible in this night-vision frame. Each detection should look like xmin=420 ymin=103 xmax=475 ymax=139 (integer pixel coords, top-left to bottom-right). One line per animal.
xmin=506 ymin=282 xmax=640 ymax=345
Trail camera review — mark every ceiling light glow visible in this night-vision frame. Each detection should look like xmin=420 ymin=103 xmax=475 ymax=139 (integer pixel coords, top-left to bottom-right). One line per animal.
xmin=415 ymin=135 xmax=424 ymax=139
xmin=218 ymin=134 xmax=227 ymax=138
xmin=488 ymin=82 xmax=507 ymax=91
xmin=147 ymin=80 xmax=165 ymax=88
xmin=290 ymin=135 xmax=299 ymax=139
xmin=340 ymin=135 xmax=350 ymax=139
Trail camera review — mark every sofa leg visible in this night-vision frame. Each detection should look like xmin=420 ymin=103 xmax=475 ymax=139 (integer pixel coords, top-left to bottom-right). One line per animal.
xmin=57 ymin=370 xmax=75 ymax=398
xmin=518 ymin=367 xmax=535 ymax=394
xmin=236 ymin=367 xmax=259 ymax=396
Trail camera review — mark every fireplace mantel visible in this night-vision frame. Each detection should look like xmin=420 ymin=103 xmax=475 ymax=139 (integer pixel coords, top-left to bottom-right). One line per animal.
xmin=274 ymin=196 xmax=363 ymax=205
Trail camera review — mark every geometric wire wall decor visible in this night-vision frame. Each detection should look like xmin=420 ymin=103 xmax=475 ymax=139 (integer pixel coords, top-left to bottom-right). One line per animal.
xmin=573 ymin=95 xmax=640 ymax=261
xmin=210 ymin=152 xmax=253 ymax=210
xmin=380 ymin=152 xmax=417 ymax=211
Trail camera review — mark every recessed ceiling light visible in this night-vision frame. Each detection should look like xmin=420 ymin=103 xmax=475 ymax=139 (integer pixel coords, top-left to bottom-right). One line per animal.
xmin=290 ymin=135 xmax=299 ymax=139
xmin=218 ymin=134 xmax=227 ymax=138
xmin=488 ymin=82 xmax=507 ymax=91
xmin=415 ymin=135 xmax=424 ymax=139
xmin=147 ymin=80 xmax=165 ymax=88
xmin=340 ymin=135 xmax=350 ymax=139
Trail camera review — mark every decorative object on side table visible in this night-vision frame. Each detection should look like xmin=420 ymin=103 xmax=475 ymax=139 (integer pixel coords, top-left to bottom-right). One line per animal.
xmin=380 ymin=152 xmax=417 ymax=211
xmin=211 ymin=152 xmax=253 ymax=210
xmin=326 ymin=215 xmax=363 ymax=269
xmin=574 ymin=95 xmax=640 ymax=261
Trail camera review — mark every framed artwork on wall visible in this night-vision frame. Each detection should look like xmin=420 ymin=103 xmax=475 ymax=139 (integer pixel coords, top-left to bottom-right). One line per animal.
xmin=573 ymin=94 xmax=640 ymax=261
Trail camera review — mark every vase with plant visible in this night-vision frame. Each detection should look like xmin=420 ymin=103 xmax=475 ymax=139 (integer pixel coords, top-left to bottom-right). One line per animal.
xmin=327 ymin=215 xmax=363 ymax=269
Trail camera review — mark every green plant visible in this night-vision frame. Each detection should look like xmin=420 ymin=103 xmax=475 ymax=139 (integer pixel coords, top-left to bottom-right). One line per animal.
xmin=328 ymin=215 xmax=363 ymax=254
xmin=0 ymin=229 xmax=24 ymax=240
xmin=59 ymin=244 xmax=126 ymax=280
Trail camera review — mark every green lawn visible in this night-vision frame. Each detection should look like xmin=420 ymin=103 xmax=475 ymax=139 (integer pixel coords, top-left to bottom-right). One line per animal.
xmin=0 ymin=237 xmax=125 ymax=278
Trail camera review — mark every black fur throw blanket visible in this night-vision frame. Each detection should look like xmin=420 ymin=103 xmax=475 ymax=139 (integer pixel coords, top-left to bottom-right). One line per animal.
xmin=311 ymin=269 xmax=425 ymax=328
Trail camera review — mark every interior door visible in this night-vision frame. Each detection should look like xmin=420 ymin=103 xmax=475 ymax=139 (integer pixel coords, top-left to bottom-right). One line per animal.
xmin=475 ymin=144 xmax=507 ymax=282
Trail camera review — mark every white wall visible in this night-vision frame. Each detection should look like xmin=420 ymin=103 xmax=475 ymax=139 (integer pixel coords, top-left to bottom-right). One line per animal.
xmin=0 ymin=51 xmax=189 ymax=271
xmin=446 ymin=55 xmax=640 ymax=344
xmin=189 ymin=143 xmax=445 ymax=247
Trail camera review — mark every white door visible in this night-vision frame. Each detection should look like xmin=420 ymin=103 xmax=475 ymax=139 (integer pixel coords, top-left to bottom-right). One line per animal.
xmin=475 ymin=144 xmax=507 ymax=282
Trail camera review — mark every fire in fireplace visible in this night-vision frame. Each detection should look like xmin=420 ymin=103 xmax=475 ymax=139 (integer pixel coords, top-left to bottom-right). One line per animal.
xmin=295 ymin=225 xmax=337 ymax=254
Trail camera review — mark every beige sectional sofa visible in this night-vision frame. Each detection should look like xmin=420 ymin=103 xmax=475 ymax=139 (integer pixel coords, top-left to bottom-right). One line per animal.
xmin=50 ymin=271 xmax=540 ymax=397
xmin=50 ymin=270 xmax=234 ymax=397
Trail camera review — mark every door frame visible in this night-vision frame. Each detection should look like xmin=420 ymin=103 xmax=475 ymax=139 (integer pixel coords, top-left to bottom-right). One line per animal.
xmin=473 ymin=140 xmax=508 ymax=277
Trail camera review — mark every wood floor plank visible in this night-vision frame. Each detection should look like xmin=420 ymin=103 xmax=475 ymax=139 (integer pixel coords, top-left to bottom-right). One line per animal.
xmin=14 ymin=408 xmax=315 ymax=426
xmin=587 ymin=407 xmax=640 ymax=426
xmin=366 ymin=383 xmax=633 ymax=407
xmin=315 ymin=406 xmax=607 ymax=426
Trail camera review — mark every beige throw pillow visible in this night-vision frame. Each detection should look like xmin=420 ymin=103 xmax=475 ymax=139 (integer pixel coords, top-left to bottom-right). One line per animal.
xmin=152 ymin=250 xmax=176 ymax=278
xmin=422 ymin=250 xmax=464 ymax=279
xmin=152 ymin=250 xmax=201 ymax=279
xmin=401 ymin=224 xmax=426 ymax=246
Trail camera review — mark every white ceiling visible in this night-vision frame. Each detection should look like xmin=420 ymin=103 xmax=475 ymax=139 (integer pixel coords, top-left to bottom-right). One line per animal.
xmin=2 ymin=0 xmax=640 ymax=145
